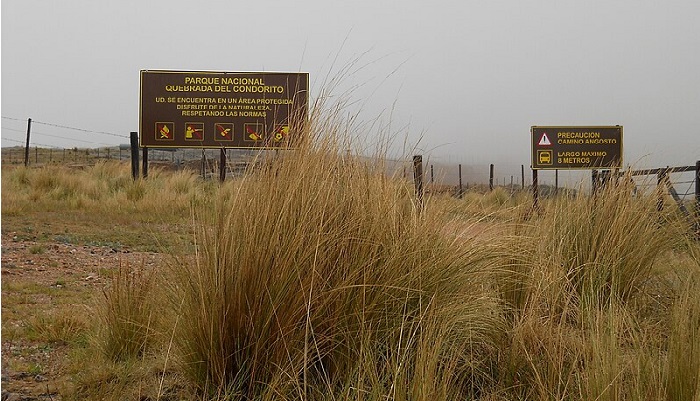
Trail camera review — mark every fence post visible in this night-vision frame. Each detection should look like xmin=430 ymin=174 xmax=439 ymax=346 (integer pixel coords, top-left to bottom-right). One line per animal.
xmin=130 ymin=132 xmax=140 ymax=180
xmin=458 ymin=164 xmax=463 ymax=198
xmin=695 ymin=160 xmax=700 ymax=237
xmin=510 ymin=176 xmax=514 ymax=195
xmin=657 ymin=168 xmax=667 ymax=212
xmin=142 ymin=147 xmax=149 ymax=179
xmin=24 ymin=118 xmax=32 ymax=167
xmin=489 ymin=164 xmax=494 ymax=191
xmin=413 ymin=155 xmax=424 ymax=210
xmin=601 ymin=170 xmax=610 ymax=190
xmin=521 ymin=164 xmax=525 ymax=189
xmin=201 ymin=149 xmax=207 ymax=179
xmin=532 ymin=168 xmax=539 ymax=210
xmin=220 ymin=148 xmax=227 ymax=182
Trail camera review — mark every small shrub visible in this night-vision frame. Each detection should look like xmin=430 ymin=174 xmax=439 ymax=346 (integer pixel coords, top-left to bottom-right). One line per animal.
xmin=28 ymin=244 xmax=46 ymax=254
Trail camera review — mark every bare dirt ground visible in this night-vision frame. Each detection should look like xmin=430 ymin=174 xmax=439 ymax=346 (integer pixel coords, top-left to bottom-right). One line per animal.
xmin=1 ymin=233 xmax=161 ymax=400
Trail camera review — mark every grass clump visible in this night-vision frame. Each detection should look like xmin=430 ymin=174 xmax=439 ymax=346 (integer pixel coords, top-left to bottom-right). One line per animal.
xmin=94 ymin=262 xmax=157 ymax=362
xmin=162 ymin=115 xmax=504 ymax=398
xmin=525 ymin=178 xmax=684 ymax=310
xmin=25 ymin=310 xmax=89 ymax=345
xmin=6 ymin=100 xmax=699 ymax=400
xmin=665 ymin=270 xmax=700 ymax=401
xmin=2 ymin=161 xmax=206 ymax=251
xmin=488 ymin=176 xmax=695 ymax=400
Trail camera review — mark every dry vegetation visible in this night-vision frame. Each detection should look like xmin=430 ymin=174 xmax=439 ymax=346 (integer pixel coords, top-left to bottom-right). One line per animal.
xmin=2 ymin=102 xmax=700 ymax=400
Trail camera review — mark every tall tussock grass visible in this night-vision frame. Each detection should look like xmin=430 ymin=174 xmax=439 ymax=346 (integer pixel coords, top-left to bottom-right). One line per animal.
xmin=166 ymin=132 xmax=504 ymax=398
xmin=493 ymin=175 xmax=696 ymax=400
xmin=666 ymin=269 xmax=700 ymax=401
xmin=9 ymin=106 xmax=698 ymax=399
xmin=515 ymin=177 xmax=685 ymax=314
xmin=95 ymin=261 xmax=157 ymax=362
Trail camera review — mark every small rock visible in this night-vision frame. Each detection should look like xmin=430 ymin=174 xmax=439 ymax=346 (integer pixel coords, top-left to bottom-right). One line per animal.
xmin=9 ymin=395 xmax=20 ymax=401
xmin=2 ymin=389 xmax=21 ymax=401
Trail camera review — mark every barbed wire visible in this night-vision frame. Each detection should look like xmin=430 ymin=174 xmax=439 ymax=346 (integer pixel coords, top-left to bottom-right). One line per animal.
xmin=2 ymin=126 xmax=114 ymax=146
xmin=2 ymin=127 xmax=26 ymax=133
xmin=32 ymin=120 xmax=129 ymax=139
xmin=2 ymin=116 xmax=129 ymax=139
xmin=2 ymin=117 xmax=698 ymax=191
xmin=1 ymin=137 xmax=61 ymax=149
xmin=680 ymin=180 xmax=696 ymax=198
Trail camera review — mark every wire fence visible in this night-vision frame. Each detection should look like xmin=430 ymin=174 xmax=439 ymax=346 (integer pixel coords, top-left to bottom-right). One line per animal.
xmin=2 ymin=145 xmax=129 ymax=164
xmin=2 ymin=116 xmax=129 ymax=143
xmin=2 ymin=116 xmax=698 ymax=201
xmin=632 ymin=178 xmax=697 ymax=199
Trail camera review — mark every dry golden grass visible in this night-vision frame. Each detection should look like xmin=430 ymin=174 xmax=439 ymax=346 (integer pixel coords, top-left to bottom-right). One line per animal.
xmin=3 ymin=109 xmax=699 ymax=400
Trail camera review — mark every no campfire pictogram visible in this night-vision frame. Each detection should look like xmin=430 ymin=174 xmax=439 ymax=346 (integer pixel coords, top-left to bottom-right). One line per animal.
xmin=155 ymin=122 xmax=174 ymax=141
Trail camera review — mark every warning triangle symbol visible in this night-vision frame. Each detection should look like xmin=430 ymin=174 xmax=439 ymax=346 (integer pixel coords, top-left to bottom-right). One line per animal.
xmin=538 ymin=133 xmax=552 ymax=146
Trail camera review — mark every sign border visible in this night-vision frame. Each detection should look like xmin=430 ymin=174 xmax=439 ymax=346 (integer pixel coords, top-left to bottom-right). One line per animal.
xmin=531 ymin=125 xmax=623 ymax=170
xmin=139 ymin=69 xmax=309 ymax=149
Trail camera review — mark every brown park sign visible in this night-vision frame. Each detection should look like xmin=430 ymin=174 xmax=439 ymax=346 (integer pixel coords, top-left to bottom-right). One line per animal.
xmin=531 ymin=126 xmax=623 ymax=170
xmin=139 ymin=70 xmax=309 ymax=148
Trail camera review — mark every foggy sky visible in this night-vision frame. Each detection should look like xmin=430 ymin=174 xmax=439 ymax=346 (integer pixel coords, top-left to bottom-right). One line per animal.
xmin=2 ymin=0 xmax=699 ymax=180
